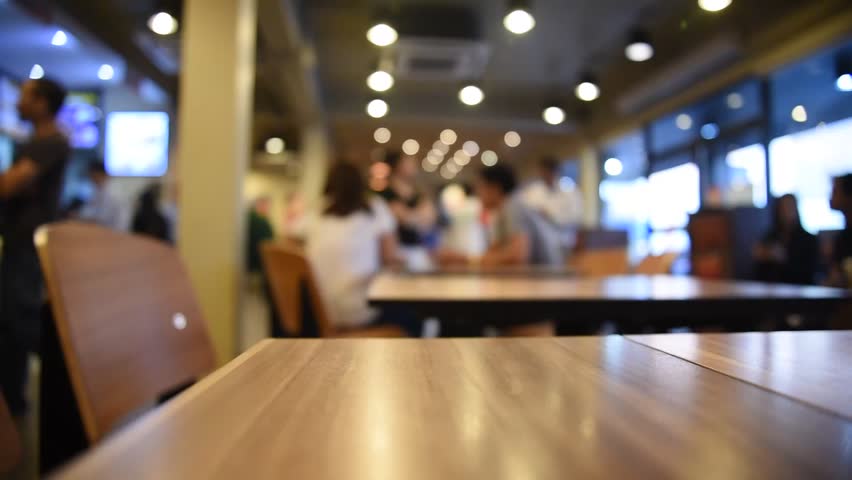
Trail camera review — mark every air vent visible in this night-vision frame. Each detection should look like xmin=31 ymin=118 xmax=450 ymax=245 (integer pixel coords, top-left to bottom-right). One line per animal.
xmin=394 ymin=37 xmax=490 ymax=81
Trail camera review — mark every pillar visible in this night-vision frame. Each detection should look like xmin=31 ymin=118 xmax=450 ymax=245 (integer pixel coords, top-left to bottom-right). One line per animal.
xmin=579 ymin=144 xmax=601 ymax=228
xmin=177 ymin=0 xmax=257 ymax=364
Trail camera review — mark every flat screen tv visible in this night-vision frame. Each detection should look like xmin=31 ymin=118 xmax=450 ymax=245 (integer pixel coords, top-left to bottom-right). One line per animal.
xmin=105 ymin=111 xmax=169 ymax=177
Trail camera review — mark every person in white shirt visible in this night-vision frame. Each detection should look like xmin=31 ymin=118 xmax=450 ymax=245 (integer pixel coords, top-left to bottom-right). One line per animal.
xmin=522 ymin=157 xmax=582 ymax=249
xmin=78 ymin=161 xmax=126 ymax=230
xmin=306 ymin=162 xmax=419 ymax=335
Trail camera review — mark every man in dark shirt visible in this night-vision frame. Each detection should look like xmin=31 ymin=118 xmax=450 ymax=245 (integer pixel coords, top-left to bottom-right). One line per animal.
xmin=828 ymin=174 xmax=852 ymax=288
xmin=0 ymin=78 xmax=69 ymax=414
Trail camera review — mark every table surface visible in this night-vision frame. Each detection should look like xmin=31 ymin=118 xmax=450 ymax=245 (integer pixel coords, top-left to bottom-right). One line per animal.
xmin=390 ymin=264 xmax=577 ymax=277
xmin=55 ymin=338 xmax=852 ymax=479
xmin=628 ymin=330 xmax=852 ymax=420
xmin=368 ymin=273 xmax=849 ymax=304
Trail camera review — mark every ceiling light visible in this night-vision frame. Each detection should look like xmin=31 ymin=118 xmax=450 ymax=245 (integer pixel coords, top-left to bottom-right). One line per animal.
xmin=367 ymin=23 xmax=397 ymax=47
xmin=440 ymin=166 xmax=456 ymax=180
xmin=446 ymin=161 xmax=461 ymax=173
xmin=504 ymin=131 xmax=521 ymax=148
xmin=542 ymin=106 xmax=565 ymax=125
xmin=481 ymin=150 xmax=498 ymax=166
xmin=97 ymin=64 xmax=114 ymax=81
xmin=791 ymin=105 xmax=807 ymax=123
xmin=427 ymin=150 xmax=444 ymax=164
xmin=440 ymin=129 xmax=458 ymax=145
xmin=676 ymin=113 xmax=693 ymax=130
xmin=698 ymin=0 xmax=732 ymax=12
xmin=838 ymin=74 xmax=852 ymax=92
xmin=700 ymin=123 xmax=720 ymax=140
xmin=51 ymin=30 xmax=68 ymax=46
xmin=265 ymin=137 xmax=285 ymax=155
xmin=625 ymin=31 xmax=654 ymax=62
xmin=423 ymin=158 xmax=438 ymax=172
xmin=462 ymin=141 xmax=479 ymax=156
xmin=726 ymin=92 xmax=744 ymax=109
xmin=459 ymin=85 xmax=484 ymax=106
xmin=29 ymin=64 xmax=44 ymax=80
xmin=374 ymin=127 xmax=391 ymax=144
xmin=575 ymin=76 xmax=600 ymax=102
xmin=148 ymin=12 xmax=179 ymax=35
xmin=503 ymin=9 xmax=535 ymax=35
xmin=367 ymin=99 xmax=388 ymax=118
xmin=433 ymin=140 xmax=450 ymax=153
xmin=367 ymin=70 xmax=394 ymax=92
xmin=402 ymin=139 xmax=420 ymax=156
xmin=604 ymin=158 xmax=623 ymax=176
xmin=454 ymin=150 xmax=471 ymax=165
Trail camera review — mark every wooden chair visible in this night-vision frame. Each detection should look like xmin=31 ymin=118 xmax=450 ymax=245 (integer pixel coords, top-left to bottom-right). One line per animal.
xmin=0 ymin=392 xmax=21 ymax=474
xmin=261 ymin=242 xmax=405 ymax=338
xmin=634 ymin=252 xmax=680 ymax=275
xmin=571 ymin=248 xmax=630 ymax=276
xmin=35 ymin=222 xmax=216 ymax=443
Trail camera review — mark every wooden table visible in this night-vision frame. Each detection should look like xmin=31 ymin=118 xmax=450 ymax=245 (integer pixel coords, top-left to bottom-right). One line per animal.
xmin=368 ymin=273 xmax=850 ymax=328
xmin=55 ymin=338 xmax=852 ymax=479
xmin=628 ymin=330 xmax=852 ymax=419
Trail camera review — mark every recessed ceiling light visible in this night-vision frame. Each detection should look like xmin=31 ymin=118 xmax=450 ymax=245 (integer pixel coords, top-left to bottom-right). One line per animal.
xmin=440 ymin=129 xmax=458 ymax=145
xmin=459 ymin=85 xmax=484 ymax=106
xmin=503 ymin=8 xmax=535 ymax=35
xmin=542 ymin=106 xmax=565 ymax=125
xmin=837 ymin=74 xmax=852 ymax=92
xmin=575 ymin=79 xmax=600 ymax=102
xmin=367 ymin=70 xmax=394 ymax=92
xmin=604 ymin=158 xmax=623 ymax=176
xmin=148 ymin=12 xmax=178 ymax=35
xmin=481 ymin=150 xmax=498 ymax=166
xmin=402 ymin=139 xmax=420 ymax=156
xmin=504 ymin=131 xmax=521 ymax=148
xmin=698 ymin=0 xmax=732 ymax=12
xmin=700 ymin=123 xmax=720 ymax=140
xmin=374 ymin=127 xmax=391 ymax=144
xmin=367 ymin=23 xmax=397 ymax=47
xmin=423 ymin=158 xmax=438 ymax=172
xmin=726 ymin=92 xmax=744 ymax=109
xmin=625 ymin=31 xmax=654 ymax=62
xmin=97 ymin=64 xmax=115 ymax=81
xmin=29 ymin=64 xmax=44 ymax=80
xmin=676 ymin=113 xmax=693 ymax=130
xmin=265 ymin=137 xmax=285 ymax=155
xmin=462 ymin=140 xmax=479 ymax=156
xmin=454 ymin=150 xmax=471 ymax=165
xmin=367 ymin=99 xmax=389 ymax=118
xmin=791 ymin=105 xmax=808 ymax=123
xmin=51 ymin=30 xmax=68 ymax=46
xmin=433 ymin=140 xmax=450 ymax=154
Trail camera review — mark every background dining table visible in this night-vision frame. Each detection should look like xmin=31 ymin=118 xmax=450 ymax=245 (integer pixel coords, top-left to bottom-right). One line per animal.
xmin=54 ymin=336 xmax=852 ymax=479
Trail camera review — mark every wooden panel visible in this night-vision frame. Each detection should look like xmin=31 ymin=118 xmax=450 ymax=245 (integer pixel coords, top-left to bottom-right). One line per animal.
xmin=55 ymin=338 xmax=852 ymax=479
xmin=368 ymin=273 xmax=849 ymax=303
xmin=36 ymin=223 xmax=216 ymax=442
xmin=0 ymin=393 xmax=21 ymax=473
xmin=628 ymin=331 xmax=852 ymax=419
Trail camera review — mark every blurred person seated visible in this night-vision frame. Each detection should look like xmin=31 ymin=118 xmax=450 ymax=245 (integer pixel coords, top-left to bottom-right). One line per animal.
xmin=378 ymin=152 xmax=437 ymax=269
xmin=439 ymin=183 xmax=487 ymax=258
xmin=131 ymin=184 xmax=171 ymax=243
xmin=306 ymin=162 xmax=419 ymax=336
xmin=438 ymin=164 xmax=563 ymax=268
xmin=78 ymin=160 xmax=126 ymax=230
xmin=0 ymin=77 xmax=70 ymax=415
xmin=753 ymin=194 xmax=818 ymax=285
xmin=522 ymin=157 xmax=582 ymax=249
xmin=827 ymin=174 xmax=852 ymax=288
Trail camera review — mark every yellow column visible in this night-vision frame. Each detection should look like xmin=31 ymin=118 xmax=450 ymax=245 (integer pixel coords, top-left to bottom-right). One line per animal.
xmin=177 ymin=0 xmax=257 ymax=364
xmin=579 ymin=144 xmax=601 ymax=228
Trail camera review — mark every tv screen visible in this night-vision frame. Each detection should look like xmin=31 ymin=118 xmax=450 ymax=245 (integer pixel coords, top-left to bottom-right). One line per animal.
xmin=105 ymin=111 xmax=169 ymax=177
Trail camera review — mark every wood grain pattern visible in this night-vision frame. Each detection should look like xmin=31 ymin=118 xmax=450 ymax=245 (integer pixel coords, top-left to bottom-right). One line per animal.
xmin=35 ymin=222 xmax=216 ymax=442
xmin=628 ymin=331 xmax=852 ymax=420
xmin=54 ymin=338 xmax=852 ymax=479
xmin=0 ymin=392 xmax=21 ymax=474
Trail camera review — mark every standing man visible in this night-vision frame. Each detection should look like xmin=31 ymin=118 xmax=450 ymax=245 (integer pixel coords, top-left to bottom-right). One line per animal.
xmin=0 ymin=78 xmax=69 ymax=414
xmin=828 ymin=174 xmax=852 ymax=288
xmin=79 ymin=160 xmax=125 ymax=230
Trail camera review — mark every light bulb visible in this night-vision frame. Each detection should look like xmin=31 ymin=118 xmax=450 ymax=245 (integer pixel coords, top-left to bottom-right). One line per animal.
xmin=367 ymin=23 xmax=398 ymax=47
xmin=503 ymin=9 xmax=535 ymax=35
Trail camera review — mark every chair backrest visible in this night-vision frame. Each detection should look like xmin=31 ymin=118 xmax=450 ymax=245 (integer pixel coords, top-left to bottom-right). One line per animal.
xmin=572 ymin=248 xmax=630 ymax=276
xmin=35 ymin=222 xmax=216 ymax=442
xmin=635 ymin=252 xmax=680 ymax=275
xmin=261 ymin=242 xmax=335 ymax=337
xmin=0 ymin=392 xmax=21 ymax=474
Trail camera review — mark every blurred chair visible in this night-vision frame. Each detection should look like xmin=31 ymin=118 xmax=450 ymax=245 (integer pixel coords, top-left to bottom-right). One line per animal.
xmin=35 ymin=222 xmax=216 ymax=443
xmin=635 ymin=252 xmax=680 ymax=275
xmin=0 ymin=392 xmax=21 ymax=474
xmin=571 ymin=248 xmax=630 ymax=276
xmin=261 ymin=242 xmax=405 ymax=338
